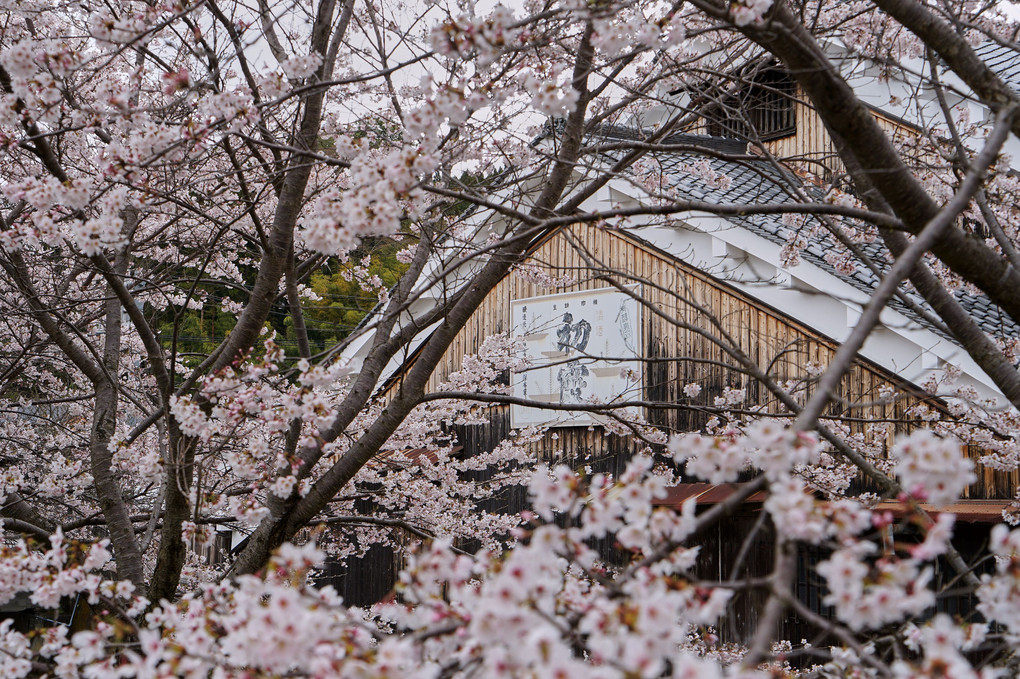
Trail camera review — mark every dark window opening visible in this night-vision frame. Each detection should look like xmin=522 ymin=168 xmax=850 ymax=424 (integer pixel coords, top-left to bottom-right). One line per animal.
xmin=962 ymin=216 xmax=990 ymax=240
xmin=700 ymin=68 xmax=797 ymax=142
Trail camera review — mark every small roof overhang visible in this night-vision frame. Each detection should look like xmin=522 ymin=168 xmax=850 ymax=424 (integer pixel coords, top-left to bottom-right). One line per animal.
xmin=655 ymin=484 xmax=1010 ymax=524
xmin=653 ymin=482 xmax=768 ymax=507
xmin=874 ymin=499 xmax=1010 ymax=524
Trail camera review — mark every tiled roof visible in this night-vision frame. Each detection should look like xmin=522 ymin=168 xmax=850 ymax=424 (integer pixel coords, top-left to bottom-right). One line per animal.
xmin=973 ymin=42 xmax=1020 ymax=92
xmin=593 ymin=124 xmax=749 ymax=154
xmin=596 ymin=128 xmax=1019 ymax=342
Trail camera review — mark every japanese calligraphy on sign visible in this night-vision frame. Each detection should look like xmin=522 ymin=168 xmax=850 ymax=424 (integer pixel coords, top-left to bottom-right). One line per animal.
xmin=510 ymin=286 xmax=642 ymax=428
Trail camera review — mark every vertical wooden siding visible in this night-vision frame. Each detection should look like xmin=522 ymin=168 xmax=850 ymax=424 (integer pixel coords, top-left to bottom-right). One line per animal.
xmin=763 ymin=87 xmax=919 ymax=178
xmin=411 ymin=223 xmax=1015 ymax=499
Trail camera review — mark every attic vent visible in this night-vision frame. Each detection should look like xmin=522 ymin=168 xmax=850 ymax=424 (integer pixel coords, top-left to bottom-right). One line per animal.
xmin=701 ymin=68 xmax=797 ymax=142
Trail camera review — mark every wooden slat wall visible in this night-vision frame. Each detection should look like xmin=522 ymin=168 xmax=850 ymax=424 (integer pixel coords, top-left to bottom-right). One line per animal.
xmin=763 ymin=86 xmax=916 ymax=178
xmin=684 ymin=84 xmax=920 ymax=179
xmin=764 ymin=90 xmax=840 ymax=176
xmin=405 ymin=223 xmax=1015 ymax=499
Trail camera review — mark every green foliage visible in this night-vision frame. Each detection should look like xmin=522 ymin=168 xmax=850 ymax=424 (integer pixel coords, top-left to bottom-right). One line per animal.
xmin=153 ymin=221 xmax=411 ymax=363
xmin=158 ymin=297 xmax=238 ymax=360
xmin=283 ymin=236 xmax=410 ymax=353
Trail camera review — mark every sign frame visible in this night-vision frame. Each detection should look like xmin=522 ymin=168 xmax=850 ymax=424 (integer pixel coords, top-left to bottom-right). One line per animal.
xmin=510 ymin=285 xmax=643 ymax=428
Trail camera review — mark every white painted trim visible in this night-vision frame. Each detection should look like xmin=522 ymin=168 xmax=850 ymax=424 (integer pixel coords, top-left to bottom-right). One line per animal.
xmin=593 ymin=172 xmax=1005 ymax=404
xmin=620 ymin=213 xmax=1002 ymax=403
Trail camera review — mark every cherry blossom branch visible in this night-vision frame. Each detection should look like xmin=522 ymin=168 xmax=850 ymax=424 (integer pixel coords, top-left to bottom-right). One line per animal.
xmin=872 ymin=0 xmax=1020 ymax=130
xmin=565 ymin=232 xmax=982 ymax=591
xmin=0 ymin=517 xmax=50 ymax=542
xmin=926 ymin=49 xmax=1020 ymax=277
xmin=228 ymin=19 xmax=601 ymax=576
xmin=794 ymin=104 xmax=1018 ymax=431
xmin=713 ymin=0 xmax=1020 ymax=327
xmin=1 ymin=491 xmax=55 ymax=535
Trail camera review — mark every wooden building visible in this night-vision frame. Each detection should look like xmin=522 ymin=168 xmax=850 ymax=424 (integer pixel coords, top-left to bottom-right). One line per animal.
xmin=333 ymin=50 xmax=1020 ymax=639
xmin=335 ymin=201 xmax=1014 ymax=635
xmin=420 ymin=218 xmax=1014 ymax=497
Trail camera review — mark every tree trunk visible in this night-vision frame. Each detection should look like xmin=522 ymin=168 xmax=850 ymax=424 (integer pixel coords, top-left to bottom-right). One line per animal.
xmin=92 ymin=252 xmax=145 ymax=586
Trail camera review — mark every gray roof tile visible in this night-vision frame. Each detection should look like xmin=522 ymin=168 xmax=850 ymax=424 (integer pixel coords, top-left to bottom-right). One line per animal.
xmin=973 ymin=42 xmax=1020 ymax=92
xmin=597 ymin=128 xmax=1019 ymax=343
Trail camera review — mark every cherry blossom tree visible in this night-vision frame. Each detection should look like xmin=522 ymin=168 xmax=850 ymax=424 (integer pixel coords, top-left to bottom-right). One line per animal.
xmin=2 ymin=0 xmax=1020 ymax=676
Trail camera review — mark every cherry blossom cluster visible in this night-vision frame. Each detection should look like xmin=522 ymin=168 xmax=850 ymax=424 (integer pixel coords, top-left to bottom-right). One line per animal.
xmin=680 ymin=158 xmax=733 ymax=191
xmin=346 ymin=336 xmax=538 ymax=552
xmin=430 ymin=6 xmax=523 ymax=67
xmin=0 ymin=426 xmax=999 ymax=678
xmin=300 ymin=147 xmax=437 ymax=255
xmin=973 ymin=525 xmax=1020 ymax=644
xmin=590 ymin=7 xmax=688 ymax=58
xmin=730 ymin=0 xmax=774 ymax=27
xmin=893 ymin=429 xmax=976 ymax=507
xmin=817 ymin=541 xmax=936 ymax=631
xmin=160 ymin=333 xmax=536 ymax=561
xmin=714 ymin=386 xmax=746 ymax=407
xmin=512 ymin=261 xmax=577 ymax=289
xmin=898 ymin=615 xmax=989 ymax=679
xmin=519 ymin=68 xmax=581 ymax=117
xmin=670 ymin=420 xmax=821 ymax=485
xmin=281 ymin=53 xmax=324 ymax=81
xmin=1 ymin=2 xmax=1020 ymax=678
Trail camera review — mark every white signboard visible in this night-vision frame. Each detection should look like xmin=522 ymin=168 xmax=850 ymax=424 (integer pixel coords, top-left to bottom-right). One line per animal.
xmin=511 ymin=286 xmax=642 ymax=428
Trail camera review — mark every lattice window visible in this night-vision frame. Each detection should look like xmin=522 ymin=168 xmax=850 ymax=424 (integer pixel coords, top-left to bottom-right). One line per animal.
xmin=702 ymin=68 xmax=797 ymax=141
